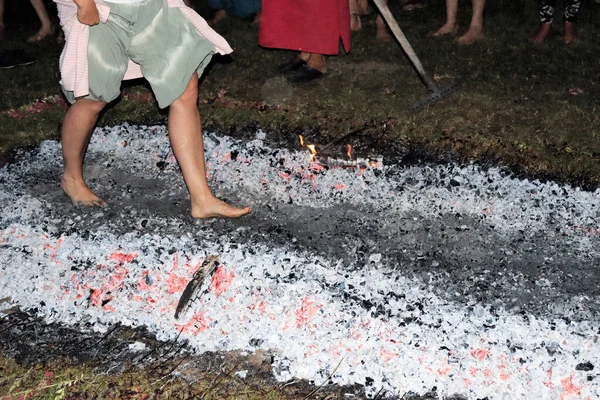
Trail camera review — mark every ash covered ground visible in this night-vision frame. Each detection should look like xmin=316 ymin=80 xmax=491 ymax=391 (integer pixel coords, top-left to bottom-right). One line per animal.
xmin=1 ymin=124 xmax=599 ymax=399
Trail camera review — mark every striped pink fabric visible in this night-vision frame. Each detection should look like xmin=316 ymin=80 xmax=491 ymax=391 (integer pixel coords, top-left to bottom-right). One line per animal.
xmin=55 ymin=0 xmax=234 ymax=99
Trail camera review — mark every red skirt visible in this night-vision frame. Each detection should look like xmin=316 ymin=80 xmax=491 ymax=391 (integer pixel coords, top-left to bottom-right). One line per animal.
xmin=258 ymin=0 xmax=351 ymax=55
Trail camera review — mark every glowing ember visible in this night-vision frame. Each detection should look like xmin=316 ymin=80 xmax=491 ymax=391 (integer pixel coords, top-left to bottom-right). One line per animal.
xmin=347 ymin=144 xmax=353 ymax=160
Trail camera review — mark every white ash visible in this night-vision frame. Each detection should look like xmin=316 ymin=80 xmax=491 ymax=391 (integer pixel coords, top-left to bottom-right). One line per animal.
xmin=1 ymin=124 xmax=599 ymax=399
xmin=3 ymin=124 xmax=598 ymax=243
xmin=128 ymin=341 xmax=147 ymax=352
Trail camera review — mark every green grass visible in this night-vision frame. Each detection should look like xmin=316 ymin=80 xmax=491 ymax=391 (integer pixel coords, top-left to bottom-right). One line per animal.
xmin=1 ymin=1 xmax=600 ymax=186
xmin=0 ymin=351 xmax=315 ymax=399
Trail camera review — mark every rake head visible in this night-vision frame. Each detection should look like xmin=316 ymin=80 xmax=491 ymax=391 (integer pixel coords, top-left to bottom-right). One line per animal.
xmin=410 ymin=80 xmax=464 ymax=112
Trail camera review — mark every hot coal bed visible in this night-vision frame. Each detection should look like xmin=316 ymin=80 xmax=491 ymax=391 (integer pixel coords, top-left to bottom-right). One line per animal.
xmin=1 ymin=124 xmax=599 ymax=399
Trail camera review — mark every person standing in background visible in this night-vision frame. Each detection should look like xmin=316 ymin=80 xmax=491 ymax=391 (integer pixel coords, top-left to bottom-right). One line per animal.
xmin=431 ymin=0 xmax=486 ymax=45
xmin=530 ymin=0 xmax=582 ymax=44
xmin=259 ymin=0 xmax=351 ymax=84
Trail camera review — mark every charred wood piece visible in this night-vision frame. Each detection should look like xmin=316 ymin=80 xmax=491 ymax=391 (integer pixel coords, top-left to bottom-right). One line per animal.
xmin=174 ymin=255 xmax=220 ymax=320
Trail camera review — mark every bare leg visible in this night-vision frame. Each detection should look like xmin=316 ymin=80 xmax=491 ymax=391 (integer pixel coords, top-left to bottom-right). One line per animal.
xmin=375 ymin=0 xmax=392 ymax=42
xmin=457 ymin=0 xmax=485 ymax=45
xmin=0 ymin=0 xmax=6 ymax=40
xmin=357 ymin=0 xmax=369 ymax=15
xmin=531 ymin=22 xmax=552 ymax=43
xmin=305 ymin=53 xmax=327 ymax=73
xmin=431 ymin=0 xmax=459 ymax=37
xmin=251 ymin=11 xmax=261 ymax=28
xmin=168 ymin=73 xmax=251 ymax=219
xmin=564 ymin=21 xmax=578 ymax=43
xmin=60 ymin=99 xmax=107 ymax=206
xmin=208 ymin=9 xmax=227 ymax=26
xmin=27 ymin=0 xmax=55 ymax=42
xmin=349 ymin=0 xmax=362 ymax=32
xmin=298 ymin=52 xmax=310 ymax=62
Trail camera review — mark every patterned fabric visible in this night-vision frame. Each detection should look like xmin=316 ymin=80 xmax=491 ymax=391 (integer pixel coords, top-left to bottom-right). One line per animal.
xmin=539 ymin=0 xmax=582 ymax=24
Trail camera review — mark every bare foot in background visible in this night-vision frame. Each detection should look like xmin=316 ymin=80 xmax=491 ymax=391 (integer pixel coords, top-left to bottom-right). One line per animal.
xmin=564 ymin=22 xmax=578 ymax=44
xmin=349 ymin=0 xmax=362 ymax=31
xmin=209 ymin=9 xmax=227 ymax=25
xmin=351 ymin=14 xmax=362 ymax=31
xmin=27 ymin=24 xmax=55 ymax=43
xmin=376 ymin=16 xmax=392 ymax=42
xmin=251 ymin=12 xmax=261 ymax=28
xmin=431 ymin=23 xmax=459 ymax=37
xmin=531 ymin=23 xmax=551 ymax=43
xmin=457 ymin=26 xmax=484 ymax=45
xmin=357 ymin=0 xmax=370 ymax=15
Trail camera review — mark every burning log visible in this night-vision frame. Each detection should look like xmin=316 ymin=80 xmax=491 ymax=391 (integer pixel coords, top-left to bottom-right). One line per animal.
xmin=299 ymin=135 xmax=383 ymax=170
xmin=174 ymin=255 xmax=220 ymax=320
xmin=314 ymin=155 xmax=383 ymax=170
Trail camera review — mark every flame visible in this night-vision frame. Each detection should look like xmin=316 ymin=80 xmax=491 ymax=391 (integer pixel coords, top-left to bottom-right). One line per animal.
xmin=306 ymin=144 xmax=317 ymax=161
xmin=347 ymin=144 xmax=353 ymax=160
xmin=298 ymin=135 xmax=320 ymax=163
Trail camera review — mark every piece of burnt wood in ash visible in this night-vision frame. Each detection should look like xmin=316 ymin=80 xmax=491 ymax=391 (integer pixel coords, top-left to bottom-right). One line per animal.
xmin=174 ymin=255 xmax=220 ymax=320
xmin=315 ymin=155 xmax=383 ymax=169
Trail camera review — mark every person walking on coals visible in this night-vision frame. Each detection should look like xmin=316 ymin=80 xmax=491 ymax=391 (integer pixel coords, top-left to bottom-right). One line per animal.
xmin=531 ymin=0 xmax=582 ymax=43
xmin=55 ymin=0 xmax=251 ymax=219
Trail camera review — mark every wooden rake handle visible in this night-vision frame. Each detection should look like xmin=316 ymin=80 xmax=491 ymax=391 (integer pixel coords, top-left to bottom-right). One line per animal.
xmin=371 ymin=0 xmax=437 ymax=91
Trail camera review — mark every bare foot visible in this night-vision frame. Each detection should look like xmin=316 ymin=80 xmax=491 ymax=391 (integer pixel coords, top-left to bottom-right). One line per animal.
xmin=60 ymin=176 xmax=106 ymax=206
xmin=457 ymin=27 xmax=484 ymax=45
xmin=306 ymin=53 xmax=327 ymax=74
xmin=564 ymin=22 xmax=578 ymax=44
xmin=251 ymin=12 xmax=261 ymax=28
xmin=208 ymin=9 xmax=227 ymax=26
xmin=357 ymin=0 xmax=370 ymax=15
xmin=27 ymin=25 xmax=56 ymax=43
xmin=191 ymin=196 xmax=251 ymax=219
xmin=376 ymin=17 xmax=392 ymax=42
xmin=351 ymin=14 xmax=362 ymax=32
xmin=431 ymin=23 xmax=459 ymax=37
xmin=531 ymin=23 xmax=551 ymax=44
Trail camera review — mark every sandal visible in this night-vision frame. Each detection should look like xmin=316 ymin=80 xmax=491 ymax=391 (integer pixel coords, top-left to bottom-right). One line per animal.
xmin=287 ymin=66 xmax=324 ymax=84
xmin=278 ymin=57 xmax=306 ymax=74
